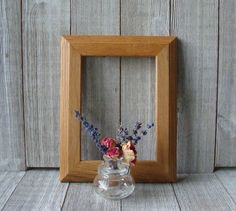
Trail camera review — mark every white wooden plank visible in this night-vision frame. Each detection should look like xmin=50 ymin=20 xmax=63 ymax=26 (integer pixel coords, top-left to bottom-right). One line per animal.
xmin=71 ymin=0 xmax=120 ymax=160
xmin=171 ymin=0 xmax=218 ymax=172
xmin=3 ymin=170 xmax=68 ymax=211
xmin=216 ymin=169 xmax=236 ymax=202
xmin=121 ymin=0 xmax=169 ymax=160
xmin=71 ymin=0 xmax=120 ymax=35
xmin=216 ymin=0 xmax=236 ymax=167
xmin=122 ymin=184 xmax=180 ymax=211
xmin=0 ymin=0 xmax=25 ymax=170
xmin=173 ymin=174 xmax=236 ymax=211
xmin=0 ymin=172 xmax=25 ymax=210
xmin=62 ymin=183 xmax=120 ymax=211
xmin=23 ymin=0 xmax=70 ymax=167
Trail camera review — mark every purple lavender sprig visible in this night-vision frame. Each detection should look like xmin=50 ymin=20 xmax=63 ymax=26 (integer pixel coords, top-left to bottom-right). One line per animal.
xmin=75 ymin=111 xmax=106 ymax=154
xmin=116 ymin=122 xmax=154 ymax=145
xmin=116 ymin=125 xmax=129 ymax=143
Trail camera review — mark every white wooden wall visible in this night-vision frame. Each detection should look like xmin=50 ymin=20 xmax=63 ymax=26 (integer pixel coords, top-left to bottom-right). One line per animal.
xmin=0 ymin=0 xmax=235 ymax=172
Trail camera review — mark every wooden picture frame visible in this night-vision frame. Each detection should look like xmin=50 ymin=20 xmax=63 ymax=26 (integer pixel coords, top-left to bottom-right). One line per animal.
xmin=60 ymin=36 xmax=177 ymax=182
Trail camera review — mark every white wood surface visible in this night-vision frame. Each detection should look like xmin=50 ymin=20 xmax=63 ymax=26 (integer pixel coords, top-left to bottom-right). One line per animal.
xmin=216 ymin=0 xmax=236 ymax=167
xmin=0 ymin=0 xmax=25 ymax=170
xmin=122 ymin=184 xmax=180 ymax=211
xmin=2 ymin=170 xmax=236 ymax=210
xmin=173 ymin=174 xmax=236 ymax=211
xmin=23 ymin=0 xmax=70 ymax=167
xmin=216 ymin=169 xmax=236 ymax=203
xmin=71 ymin=0 xmax=120 ymax=160
xmin=0 ymin=0 xmax=236 ymax=171
xmin=121 ymin=0 xmax=169 ymax=160
xmin=2 ymin=170 xmax=68 ymax=211
xmin=62 ymin=183 xmax=120 ymax=211
xmin=0 ymin=172 xmax=25 ymax=210
xmin=171 ymin=0 xmax=218 ymax=173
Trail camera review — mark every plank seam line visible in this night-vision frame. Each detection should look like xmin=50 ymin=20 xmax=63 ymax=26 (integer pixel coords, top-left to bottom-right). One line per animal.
xmin=1 ymin=172 xmax=26 ymax=210
xmin=213 ymin=0 xmax=220 ymax=169
xmin=20 ymin=0 xmax=27 ymax=170
xmin=119 ymin=0 xmax=122 ymax=126
xmin=70 ymin=0 xmax=71 ymax=35
xmin=119 ymin=0 xmax=121 ymax=36
xmin=215 ymin=173 xmax=236 ymax=206
xmin=171 ymin=183 xmax=182 ymax=211
xmin=169 ymin=0 xmax=171 ymax=35
xmin=60 ymin=183 xmax=70 ymax=210
xmin=119 ymin=57 xmax=122 ymax=126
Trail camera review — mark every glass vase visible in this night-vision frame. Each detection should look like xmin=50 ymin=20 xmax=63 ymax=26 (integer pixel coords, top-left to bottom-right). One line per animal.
xmin=93 ymin=155 xmax=135 ymax=200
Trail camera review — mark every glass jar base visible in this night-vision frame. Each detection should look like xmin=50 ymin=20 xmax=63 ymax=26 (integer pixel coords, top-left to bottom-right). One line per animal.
xmin=94 ymin=184 xmax=135 ymax=200
xmin=93 ymin=156 xmax=135 ymax=200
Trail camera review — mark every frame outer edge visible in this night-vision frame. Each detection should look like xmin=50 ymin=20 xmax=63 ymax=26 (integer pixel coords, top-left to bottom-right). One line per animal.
xmin=59 ymin=36 xmax=177 ymax=183
xmin=169 ymin=38 xmax=177 ymax=182
xmin=60 ymin=37 xmax=71 ymax=181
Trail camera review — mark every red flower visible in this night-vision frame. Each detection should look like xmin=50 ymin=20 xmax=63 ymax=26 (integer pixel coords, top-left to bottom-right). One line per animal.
xmin=106 ymin=147 xmax=120 ymax=158
xmin=131 ymin=159 xmax=136 ymax=166
xmin=100 ymin=137 xmax=116 ymax=149
xmin=129 ymin=143 xmax=137 ymax=154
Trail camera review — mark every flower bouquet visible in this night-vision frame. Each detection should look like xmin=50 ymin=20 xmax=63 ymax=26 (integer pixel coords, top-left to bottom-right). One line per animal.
xmin=75 ymin=110 xmax=154 ymax=199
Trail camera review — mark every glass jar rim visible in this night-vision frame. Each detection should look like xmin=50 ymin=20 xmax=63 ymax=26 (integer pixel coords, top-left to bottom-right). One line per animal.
xmin=103 ymin=155 xmax=124 ymax=162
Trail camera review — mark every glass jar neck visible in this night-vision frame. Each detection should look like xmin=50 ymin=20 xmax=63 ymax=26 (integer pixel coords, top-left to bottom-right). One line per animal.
xmin=98 ymin=155 xmax=130 ymax=176
xmin=103 ymin=155 xmax=123 ymax=170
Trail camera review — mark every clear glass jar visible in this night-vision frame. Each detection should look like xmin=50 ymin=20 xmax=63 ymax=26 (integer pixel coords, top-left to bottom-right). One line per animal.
xmin=93 ymin=155 xmax=135 ymax=200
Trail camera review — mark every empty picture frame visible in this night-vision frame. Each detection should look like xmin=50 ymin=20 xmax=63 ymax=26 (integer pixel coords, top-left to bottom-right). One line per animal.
xmin=60 ymin=36 xmax=177 ymax=182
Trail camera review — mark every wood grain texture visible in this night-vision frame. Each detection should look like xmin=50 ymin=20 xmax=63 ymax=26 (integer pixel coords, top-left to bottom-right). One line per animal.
xmin=23 ymin=0 xmax=70 ymax=167
xmin=62 ymin=183 xmax=120 ymax=211
xmin=0 ymin=172 xmax=25 ymax=210
xmin=3 ymin=170 xmax=68 ymax=211
xmin=171 ymin=0 xmax=218 ymax=173
xmin=216 ymin=169 xmax=236 ymax=203
xmin=121 ymin=0 xmax=169 ymax=160
xmin=71 ymin=0 xmax=120 ymax=160
xmin=1 ymin=170 xmax=236 ymax=210
xmin=173 ymin=174 xmax=236 ymax=211
xmin=216 ymin=0 xmax=236 ymax=167
xmin=122 ymin=184 xmax=180 ymax=211
xmin=61 ymin=36 xmax=177 ymax=45
xmin=120 ymin=57 xmax=156 ymax=160
xmin=59 ymin=36 xmax=177 ymax=182
xmin=80 ymin=57 xmax=120 ymax=160
xmin=59 ymin=39 xmax=81 ymax=181
xmin=0 ymin=0 xmax=25 ymax=170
